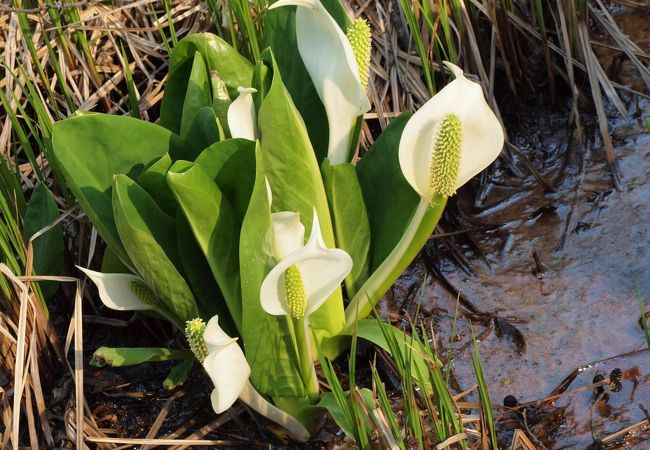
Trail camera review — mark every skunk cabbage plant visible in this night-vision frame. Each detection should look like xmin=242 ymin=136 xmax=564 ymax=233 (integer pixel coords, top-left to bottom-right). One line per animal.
xmin=52 ymin=0 xmax=503 ymax=441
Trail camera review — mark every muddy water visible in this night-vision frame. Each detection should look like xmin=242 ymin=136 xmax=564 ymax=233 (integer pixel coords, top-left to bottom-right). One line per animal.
xmin=382 ymin=96 xmax=650 ymax=447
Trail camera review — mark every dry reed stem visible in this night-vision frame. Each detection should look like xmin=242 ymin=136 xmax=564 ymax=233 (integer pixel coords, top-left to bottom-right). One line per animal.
xmin=509 ymin=429 xmax=537 ymax=450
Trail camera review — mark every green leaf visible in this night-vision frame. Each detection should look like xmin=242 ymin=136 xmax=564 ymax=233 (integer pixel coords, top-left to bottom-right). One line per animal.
xmin=90 ymin=347 xmax=193 ymax=367
xmin=52 ymin=114 xmax=177 ymax=265
xmin=159 ymin=51 xmax=210 ymax=137
xmin=167 ymin=161 xmax=242 ymax=333
xmin=137 ymin=153 xmax=176 ymax=216
xmin=257 ymin=49 xmax=344 ymax=337
xmin=356 ymin=112 xmax=417 ymax=272
xmin=100 ymin=246 xmax=131 ymax=274
xmin=177 ymin=106 xmax=220 ymax=161
xmin=210 ymin=71 xmax=231 ymax=137
xmin=112 ymin=174 xmax=198 ymax=325
xmin=321 ymin=0 xmax=353 ymax=29
xmin=23 ymin=183 xmax=63 ymax=300
xmin=180 ymin=52 xmax=212 ymax=138
xmin=194 ymin=138 xmax=256 ymax=223
xmin=318 ymin=388 xmax=374 ymax=438
xmin=163 ymin=360 xmax=194 ymax=390
xmin=161 ymin=33 xmax=254 ymax=134
xmin=0 ymin=162 xmax=25 ymax=215
xmin=176 ymin=215 xmax=233 ymax=333
xmin=239 ymin=144 xmax=306 ymax=398
xmin=321 ymin=160 xmax=370 ymax=298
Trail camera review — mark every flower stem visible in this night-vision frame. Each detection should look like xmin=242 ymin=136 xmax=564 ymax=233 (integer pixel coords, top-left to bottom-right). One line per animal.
xmin=344 ymin=196 xmax=446 ymax=329
xmin=292 ymin=317 xmax=320 ymax=403
xmin=239 ymin=381 xmax=310 ymax=442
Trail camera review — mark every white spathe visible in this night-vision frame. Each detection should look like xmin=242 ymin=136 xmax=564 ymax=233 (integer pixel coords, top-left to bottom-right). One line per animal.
xmin=77 ymin=266 xmax=179 ymax=326
xmin=266 ymin=177 xmax=306 ymax=260
xmin=198 ymin=317 xmax=310 ymax=440
xmin=271 ymin=211 xmax=305 ymax=261
xmin=398 ymin=62 xmax=504 ymax=201
xmin=202 ymin=316 xmax=251 ymax=413
xmin=261 ymin=209 xmax=352 ymax=317
xmin=270 ymin=0 xmax=371 ymax=164
xmin=227 ymin=87 xmax=258 ymax=140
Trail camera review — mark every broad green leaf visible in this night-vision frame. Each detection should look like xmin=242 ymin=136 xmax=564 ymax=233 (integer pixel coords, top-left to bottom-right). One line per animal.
xmin=161 ymin=33 xmax=254 ymax=134
xmin=137 ymin=153 xmax=176 ymax=216
xmin=176 ymin=215 xmax=233 ymax=333
xmin=52 ymin=114 xmax=177 ymax=265
xmin=321 ymin=160 xmax=370 ymax=298
xmin=181 ymin=52 xmax=212 ymax=138
xmin=90 ymin=347 xmax=193 ymax=367
xmin=252 ymin=57 xmax=272 ymax=115
xmin=349 ymin=113 xmax=446 ymax=325
xmin=163 ymin=360 xmax=194 ymax=390
xmin=160 ymin=52 xmax=210 ymax=137
xmin=194 ymin=138 xmax=256 ymax=223
xmin=356 ymin=112 xmax=417 ymax=272
xmin=240 ymin=144 xmax=305 ymax=398
xmin=23 ymin=183 xmax=63 ymax=300
xmin=100 ymin=246 xmax=131 ymax=274
xmin=264 ymin=0 xmax=351 ymax=162
xmin=318 ymin=388 xmax=374 ymax=438
xmin=257 ymin=49 xmax=344 ymax=337
xmin=210 ymin=71 xmax=231 ymax=137
xmin=112 ymin=174 xmax=198 ymax=324
xmin=177 ymin=106 xmax=220 ymax=161
xmin=167 ymin=162 xmax=242 ymax=333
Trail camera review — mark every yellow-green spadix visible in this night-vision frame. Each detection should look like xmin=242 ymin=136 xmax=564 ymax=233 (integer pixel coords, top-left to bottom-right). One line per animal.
xmin=261 ymin=209 xmax=352 ymax=318
xmin=269 ymin=0 xmax=371 ymax=164
xmin=398 ymin=62 xmax=504 ymax=201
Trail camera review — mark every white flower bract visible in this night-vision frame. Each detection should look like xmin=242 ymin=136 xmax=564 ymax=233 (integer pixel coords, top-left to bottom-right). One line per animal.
xmin=202 ymin=316 xmax=251 ymax=413
xmin=261 ymin=209 xmax=352 ymax=318
xmin=398 ymin=62 xmax=504 ymax=201
xmin=270 ymin=0 xmax=371 ymax=164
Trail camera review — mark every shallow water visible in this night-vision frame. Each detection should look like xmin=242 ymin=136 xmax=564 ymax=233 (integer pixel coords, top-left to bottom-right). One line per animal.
xmin=384 ymin=91 xmax=650 ymax=447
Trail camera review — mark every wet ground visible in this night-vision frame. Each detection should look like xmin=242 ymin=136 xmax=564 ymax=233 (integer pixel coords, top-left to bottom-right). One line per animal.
xmin=380 ymin=89 xmax=650 ymax=447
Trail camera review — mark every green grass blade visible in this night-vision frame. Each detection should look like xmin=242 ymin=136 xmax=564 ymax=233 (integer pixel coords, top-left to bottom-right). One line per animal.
xmin=162 ymin=0 xmax=179 ymax=47
xmin=470 ymin=324 xmax=498 ymax=448
xmin=120 ymin=44 xmax=141 ymax=119
xmin=397 ymin=0 xmax=435 ymax=94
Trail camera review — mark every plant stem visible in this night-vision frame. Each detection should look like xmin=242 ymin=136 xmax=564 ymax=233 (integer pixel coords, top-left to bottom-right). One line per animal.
xmin=293 ymin=317 xmax=320 ymax=402
xmin=239 ymin=381 xmax=310 ymax=441
xmin=344 ymin=196 xmax=446 ymax=329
